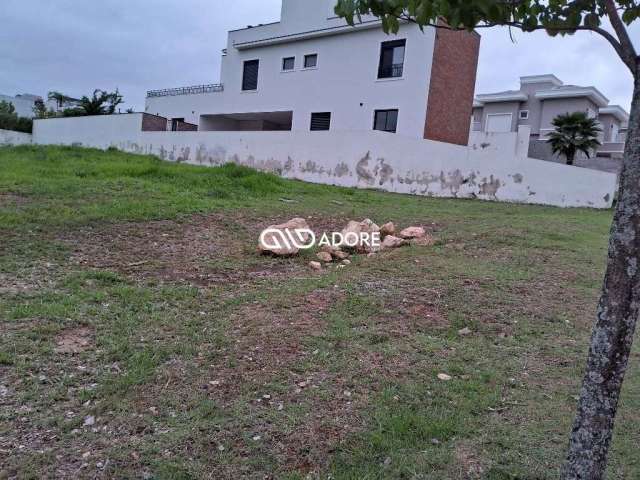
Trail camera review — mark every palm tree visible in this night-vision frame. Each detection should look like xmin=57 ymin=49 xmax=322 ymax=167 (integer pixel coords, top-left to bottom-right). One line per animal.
xmin=78 ymin=89 xmax=123 ymax=116
xmin=47 ymin=91 xmax=73 ymax=110
xmin=547 ymin=112 xmax=602 ymax=166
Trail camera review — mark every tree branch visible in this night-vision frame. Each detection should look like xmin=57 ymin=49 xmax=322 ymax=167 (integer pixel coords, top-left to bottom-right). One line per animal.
xmin=603 ymin=0 xmax=638 ymax=72
xmin=395 ymin=12 xmax=633 ymax=74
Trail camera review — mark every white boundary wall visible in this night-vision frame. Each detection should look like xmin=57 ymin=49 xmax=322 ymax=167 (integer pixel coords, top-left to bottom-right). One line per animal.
xmin=0 ymin=129 xmax=32 ymax=145
xmin=33 ymin=115 xmax=617 ymax=208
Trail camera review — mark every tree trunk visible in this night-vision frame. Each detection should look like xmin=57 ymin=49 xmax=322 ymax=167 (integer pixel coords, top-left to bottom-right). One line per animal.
xmin=566 ymin=152 xmax=575 ymax=166
xmin=562 ymin=70 xmax=640 ymax=479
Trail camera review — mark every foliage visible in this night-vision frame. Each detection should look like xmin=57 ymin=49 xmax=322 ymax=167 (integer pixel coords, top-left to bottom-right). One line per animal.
xmin=47 ymin=91 xmax=74 ymax=110
xmin=32 ymin=98 xmax=55 ymax=119
xmin=0 ymin=100 xmax=33 ymax=133
xmin=547 ymin=112 xmax=602 ymax=165
xmin=0 ymin=100 xmax=16 ymax=115
xmin=60 ymin=89 xmax=124 ymax=117
xmin=80 ymin=89 xmax=123 ymax=116
xmin=335 ymin=0 xmax=639 ymax=72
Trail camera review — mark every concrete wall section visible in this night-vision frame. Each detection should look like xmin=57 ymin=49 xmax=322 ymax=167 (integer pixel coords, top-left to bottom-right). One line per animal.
xmin=33 ymin=114 xmax=143 ymax=146
xmin=33 ymin=115 xmax=616 ymax=209
xmin=0 ymin=129 xmax=33 ymax=145
xmin=469 ymin=126 xmax=531 ymax=161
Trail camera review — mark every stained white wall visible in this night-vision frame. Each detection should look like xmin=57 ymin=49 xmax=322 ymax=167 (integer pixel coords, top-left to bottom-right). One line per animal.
xmin=0 ymin=128 xmax=32 ymax=145
xmin=469 ymin=126 xmax=531 ymax=160
xmin=33 ymin=115 xmax=616 ymax=209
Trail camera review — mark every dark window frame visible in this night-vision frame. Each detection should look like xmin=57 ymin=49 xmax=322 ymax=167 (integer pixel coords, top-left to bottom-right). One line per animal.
xmin=378 ymin=39 xmax=406 ymax=79
xmin=310 ymin=112 xmax=331 ymax=131
xmin=304 ymin=54 xmax=318 ymax=69
xmin=171 ymin=118 xmax=185 ymax=132
xmin=242 ymin=59 xmax=260 ymax=91
xmin=373 ymin=109 xmax=398 ymax=133
xmin=282 ymin=56 xmax=295 ymax=71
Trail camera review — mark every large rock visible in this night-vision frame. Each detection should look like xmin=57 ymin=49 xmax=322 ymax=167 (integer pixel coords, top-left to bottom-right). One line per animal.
xmin=258 ymin=217 xmax=312 ymax=256
xmin=399 ymin=226 xmax=426 ymax=239
xmin=332 ymin=250 xmax=349 ymax=260
xmin=381 ymin=235 xmax=406 ymax=250
xmin=340 ymin=219 xmax=381 ymax=253
xmin=380 ymin=222 xmax=396 ymax=238
xmin=316 ymin=251 xmax=333 ymax=263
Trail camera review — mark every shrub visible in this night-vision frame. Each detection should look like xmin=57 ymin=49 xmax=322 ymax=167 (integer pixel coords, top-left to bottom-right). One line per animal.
xmin=0 ymin=112 xmax=33 ymax=133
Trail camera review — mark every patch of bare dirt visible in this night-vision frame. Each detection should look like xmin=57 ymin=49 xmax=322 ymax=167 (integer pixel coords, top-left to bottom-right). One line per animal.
xmin=0 ymin=192 xmax=30 ymax=207
xmin=59 ymin=213 xmax=304 ymax=286
xmin=54 ymin=326 xmax=93 ymax=354
xmin=452 ymin=442 xmax=487 ymax=479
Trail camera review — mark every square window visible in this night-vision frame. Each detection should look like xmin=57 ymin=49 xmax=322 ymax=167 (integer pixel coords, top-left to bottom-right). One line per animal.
xmin=519 ymin=110 xmax=529 ymax=120
xmin=282 ymin=57 xmax=295 ymax=71
xmin=378 ymin=40 xmax=405 ymax=79
xmin=242 ymin=59 xmax=259 ymax=91
xmin=373 ymin=109 xmax=398 ymax=133
xmin=310 ymin=112 xmax=331 ymax=131
xmin=304 ymin=54 xmax=318 ymax=69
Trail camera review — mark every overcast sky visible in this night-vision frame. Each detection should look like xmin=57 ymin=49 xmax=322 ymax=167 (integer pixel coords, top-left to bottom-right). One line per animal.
xmin=1 ymin=0 xmax=637 ymax=112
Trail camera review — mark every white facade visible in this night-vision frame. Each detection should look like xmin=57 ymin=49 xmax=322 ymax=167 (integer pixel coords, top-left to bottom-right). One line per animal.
xmin=145 ymin=0 xmax=439 ymax=139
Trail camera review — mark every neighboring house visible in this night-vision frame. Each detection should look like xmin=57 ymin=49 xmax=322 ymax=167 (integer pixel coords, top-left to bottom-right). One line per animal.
xmin=145 ymin=0 xmax=480 ymax=145
xmin=45 ymin=95 xmax=81 ymax=114
xmin=0 ymin=92 xmax=81 ymax=118
xmin=0 ymin=93 xmax=43 ymax=118
xmin=472 ymin=74 xmax=629 ymax=169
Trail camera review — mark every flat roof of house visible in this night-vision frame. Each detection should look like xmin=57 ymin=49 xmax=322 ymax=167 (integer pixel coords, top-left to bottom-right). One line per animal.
xmin=475 ymin=90 xmax=528 ymax=103
xmin=534 ymin=85 xmax=609 ymax=107
xmin=520 ymin=74 xmax=563 ymax=86
xmin=600 ymin=105 xmax=630 ymax=123
xmin=232 ymin=19 xmax=384 ymax=49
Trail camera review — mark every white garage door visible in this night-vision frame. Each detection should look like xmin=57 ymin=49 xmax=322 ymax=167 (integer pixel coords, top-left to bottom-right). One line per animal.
xmin=486 ymin=114 xmax=512 ymax=133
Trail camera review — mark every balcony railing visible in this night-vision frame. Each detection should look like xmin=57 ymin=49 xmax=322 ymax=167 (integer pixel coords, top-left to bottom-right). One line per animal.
xmin=378 ymin=63 xmax=404 ymax=79
xmin=146 ymin=83 xmax=224 ymax=98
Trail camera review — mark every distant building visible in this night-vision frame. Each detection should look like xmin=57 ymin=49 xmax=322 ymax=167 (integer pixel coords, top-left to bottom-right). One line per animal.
xmin=472 ymin=74 xmax=629 ymax=169
xmin=0 ymin=93 xmax=43 ymax=118
xmin=0 ymin=92 xmax=81 ymax=118
xmin=45 ymin=94 xmax=81 ymax=114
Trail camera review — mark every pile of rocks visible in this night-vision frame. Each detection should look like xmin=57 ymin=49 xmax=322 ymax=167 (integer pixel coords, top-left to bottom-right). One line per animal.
xmin=258 ymin=217 xmax=434 ymax=270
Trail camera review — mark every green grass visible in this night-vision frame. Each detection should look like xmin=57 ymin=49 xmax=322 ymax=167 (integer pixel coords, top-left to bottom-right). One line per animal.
xmin=0 ymin=145 xmax=637 ymax=479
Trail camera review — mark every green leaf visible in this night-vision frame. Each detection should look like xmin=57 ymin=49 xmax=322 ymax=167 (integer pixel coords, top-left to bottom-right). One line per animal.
xmin=584 ymin=13 xmax=601 ymax=28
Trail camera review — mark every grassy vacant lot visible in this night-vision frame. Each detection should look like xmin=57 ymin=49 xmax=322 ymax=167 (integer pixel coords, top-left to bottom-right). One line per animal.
xmin=0 ymin=145 xmax=638 ymax=479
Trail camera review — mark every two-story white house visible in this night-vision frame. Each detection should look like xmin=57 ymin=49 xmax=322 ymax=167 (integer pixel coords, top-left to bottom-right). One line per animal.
xmin=145 ymin=0 xmax=480 ymax=146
